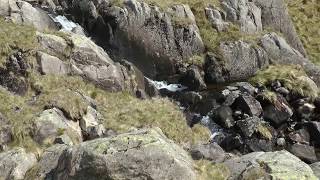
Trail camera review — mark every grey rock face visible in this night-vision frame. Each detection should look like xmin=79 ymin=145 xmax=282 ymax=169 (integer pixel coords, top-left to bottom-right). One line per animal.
xmin=0 ymin=148 xmax=37 ymax=180
xmin=31 ymin=128 xmax=198 ymax=180
xmin=254 ymin=0 xmax=306 ymax=56
xmin=205 ymin=41 xmax=269 ymax=83
xmin=222 ymin=0 xmax=263 ymax=33
xmin=61 ymin=0 xmax=204 ymax=80
xmin=180 ymin=66 xmax=206 ymax=91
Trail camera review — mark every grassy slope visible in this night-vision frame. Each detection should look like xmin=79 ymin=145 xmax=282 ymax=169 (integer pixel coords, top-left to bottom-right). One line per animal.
xmin=0 ymin=19 xmax=210 ymax=152
xmin=286 ymin=0 xmax=320 ymax=64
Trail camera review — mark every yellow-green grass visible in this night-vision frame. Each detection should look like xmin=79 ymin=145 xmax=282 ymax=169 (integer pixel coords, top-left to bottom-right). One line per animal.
xmin=195 ymin=160 xmax=230 ymax=180
xmin=250 ymin=64 xmax=319 ymax=99
xmin=286 ymin=0 xmax=320 ymax=65
xmin=0 ymin=18 xmax=37 ymax=67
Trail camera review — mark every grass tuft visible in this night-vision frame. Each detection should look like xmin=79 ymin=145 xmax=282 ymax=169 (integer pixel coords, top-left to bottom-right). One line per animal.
xmin=195 ymin=160 xmax=230 ymax=180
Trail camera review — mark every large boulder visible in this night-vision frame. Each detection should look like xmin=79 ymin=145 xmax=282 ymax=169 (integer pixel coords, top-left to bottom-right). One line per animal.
xmin=204 ymin=41 xmax=269 ymax=83
xmin=0 ymin=148 xmax=37 ymax=180
xmin=30 ymin=128 xmax=198 ymax=180
xmin=224 ymin=150 xmax=318 ymax=180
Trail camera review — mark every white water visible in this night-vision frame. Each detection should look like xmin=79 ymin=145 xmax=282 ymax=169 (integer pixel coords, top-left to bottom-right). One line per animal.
xmin=49 ymin=15 xmax=78 ymax=31
xmin=146 ymin=78 xmax=188 ymax=92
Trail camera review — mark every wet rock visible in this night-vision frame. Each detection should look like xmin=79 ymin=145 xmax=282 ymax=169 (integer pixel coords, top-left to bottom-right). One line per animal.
xmin=276 ymin=87 xmax=290 ymax=96
xmin=304 ymin=121 xmax=320 ymax=146
xmin=236 ymin=116 xmax=261 ymax=137
xmin=232 ymin=94 xmax=263 ymax=117
xmin=220 ymin=135 xmax=243 ymax=151
xmin=288 ymin=143 xmax=318 ymax=163
xmin=0 ymin=113 xmax=12 ymax=151
xmin=246 ymin=138 xmax=273 ymax=152
xmin=263 ymin=96 xmax=293 ymax=127
xmin=37 ymin=51 xmax=69 ymax=75
xmin=310 ymin=162 xmax=320 ymax=179
xmin=31 ymin=128 xmax=198 ymax=180
xmin=233 ymin=82 xmax=256 ymax=95
xmin=298 ymin=103 xmax=315 ymax=120
xmin=180 ymin=66 xmax=206 ymax=91
xmin=211 ymin=106 xmax=235 ymax=128
xmin=32 ymin=108 xmax=82 ymax=145
xmin=0 ymin=148 xmax=37 ymax=180
xmin=190 ymin=143 xmax=227 ymax=163
xmin=224 ymin=150 xmax=317 ymax=180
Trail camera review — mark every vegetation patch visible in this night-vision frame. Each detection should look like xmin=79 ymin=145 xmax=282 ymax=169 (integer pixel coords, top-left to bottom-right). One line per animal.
xmin=286 ymin=0 xmax=320 ymax=65
xmin=250 ymin=65 xmax=319 ymax=99
xmin=0 ymin=18 xmax=37 ymax=67
xmin=195 ymin=160 xmax=230 ymax=180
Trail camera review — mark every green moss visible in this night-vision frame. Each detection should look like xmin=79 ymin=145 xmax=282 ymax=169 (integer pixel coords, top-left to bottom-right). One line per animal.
xmin=187 ymin=54 xmax=205 ymax=66
xmin=250 ymin=65 xmax=319 ymax=99
xmin=195 ymin=160 xmax=230 ymax=180
xmin=0 ymin=18 xmax=37 ymax=67
xmin=286 ymin=0 xmax=320 ymax=65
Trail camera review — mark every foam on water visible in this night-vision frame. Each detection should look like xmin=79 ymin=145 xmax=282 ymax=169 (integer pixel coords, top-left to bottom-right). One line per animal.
xmin=49 ymin=15 xmax=77 ymax=31
xmin=146 ymin=77 xmax=187 ymax=92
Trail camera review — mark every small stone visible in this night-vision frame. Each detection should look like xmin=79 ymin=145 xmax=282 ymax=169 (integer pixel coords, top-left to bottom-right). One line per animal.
xmin=288 ymin=143 xmax=318 ymax=163
xmin=54 ymin=134 xmax=73 ymax=146
xmin=212 ymin=106 xmax=235 ymax=128
xmin=277 ymin=138 xmax=286 ymax=146
xmin=276 ymin=87 xmax=290 ymax=96
xmin=236 ymin=116 xmax=261 ymax=137
xmin=232 ymin=94 xmax=263 ymax=117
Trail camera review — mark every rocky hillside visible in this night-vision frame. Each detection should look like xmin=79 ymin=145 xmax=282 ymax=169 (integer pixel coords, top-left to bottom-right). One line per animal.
xmin=0 ymin=0 xmax=319 ymax=179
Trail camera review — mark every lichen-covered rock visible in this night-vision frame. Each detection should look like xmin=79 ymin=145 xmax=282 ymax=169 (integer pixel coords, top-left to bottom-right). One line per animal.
xmin=0 ymin=148 xmax=37 ymax=180
xmin=224 ymin=150 xmax=318 ymax=180
xmin=310 ymin=162 xmax=320 ymax=179
xmin=30 ymin=128 xmax=198 ymax=180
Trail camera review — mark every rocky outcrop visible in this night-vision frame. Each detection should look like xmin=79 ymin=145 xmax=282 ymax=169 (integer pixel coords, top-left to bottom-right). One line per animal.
xmin=204 ymin=40 xmax=269 ymax=83
xmin=29 ymin=128 xmax=198 ymax=180
xmin=0 ymin=148 xmax=37 ymax=180
xmin=56 ymin=0 xmax=204 ymax=80
xmin=36 ymin=31 xmax=145 ymax=93
xmin=224 ymin=150 xmax=318 ymax=180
